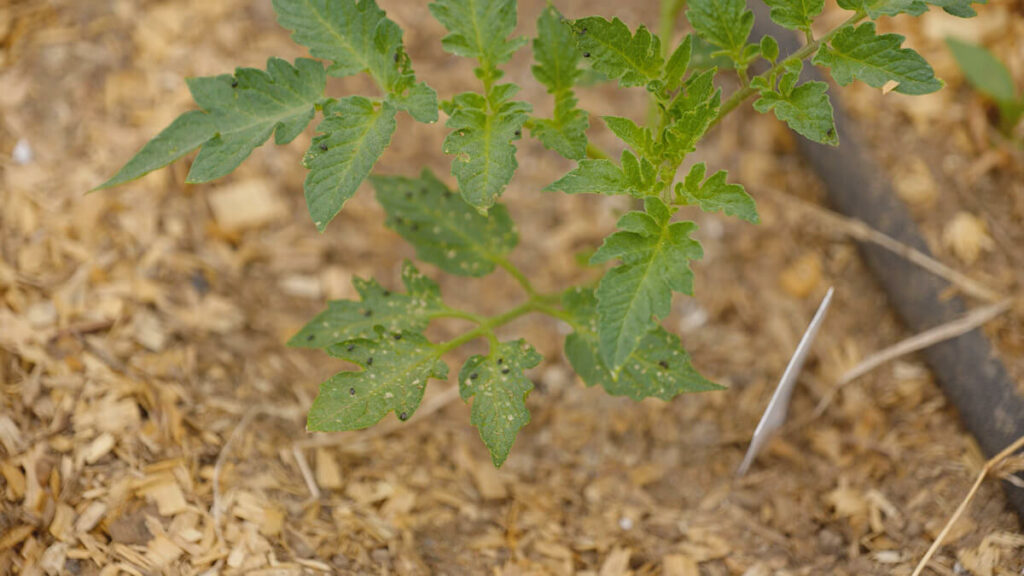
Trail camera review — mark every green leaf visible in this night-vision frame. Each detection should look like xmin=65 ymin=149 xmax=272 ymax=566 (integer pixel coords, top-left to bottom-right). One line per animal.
xmin=755 ymin=80 xmax=838 ymax=145
xmin=590 ymin=198 xmax=703 ymax=371
xmin=441 ymin=86 xmax=531 ymax=211
xmin=95 ymin=111 xmax=216 ymax=190
xmin=813 ymin=23 xmax=942 ymax=95
xmin=272 ymin=0 xmax=399 ymax=86
xmin=676 ymin=164 xmax=758 ymax=223
xmin=545 ymin=150 xmax=655 ymax=198
xmin=372 ymin=169 xmax=518 ymax=277
xmin=429 ymin=0 xmax=526 ymax=70
xmin=530 ymin=5 xmax=589 ymax=160
xmin=762 ymin=0 xmax=825 ymax=31
xmin=946 ymin=37 xmax=1016 ymax=103
xmin=118 ymin=57 xmax=325 ymax=186
xmin=387 ymin=82 xmax=440 ymax=124
xmin=303 ymin=97 xmax=397 ymax=231
xmin=530 ymin=97 xmax=589 ymax=160
xmin=663 ymin=69 xmax=722 ymax=163
xmin=926 ymin=0 xmax=984 ymax=17
xmin=569 ymin=17 xmax=664 ymax=88
xmin=603 ymin=116 xmax=655 ymax=158
xmin=760 ymin=35 xmax=780 ymax=63
xmin=307 ymin=327 xmax=448 ymax=431
xmin=459 ymin=340 xmax=542 ymax=467
xmin=562 ymin=287 xmax=722 ymax=400
xmin=686 ymin=0 xmax=754 ymax=61
xmin=288 ymin=261 xmax=445 ymax=349
xmin=836 ymin=0 xmax=928 ymax=18
xmin=662 ymin=35 xmax=694 ymax=93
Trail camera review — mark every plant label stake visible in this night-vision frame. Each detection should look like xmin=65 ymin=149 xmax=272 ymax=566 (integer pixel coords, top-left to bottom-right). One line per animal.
xmin=737 ymin=287 xmax=834 ymax=477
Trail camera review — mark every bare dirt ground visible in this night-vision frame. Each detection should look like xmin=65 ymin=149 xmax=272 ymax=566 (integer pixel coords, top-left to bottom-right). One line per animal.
xmin=1 ymin=0 xmax=1023 ymax=574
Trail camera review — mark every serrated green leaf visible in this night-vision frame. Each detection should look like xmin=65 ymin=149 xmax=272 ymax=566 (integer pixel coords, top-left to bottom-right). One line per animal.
xmin=303 ymin=96 xmax=397 ymax=231
xmin=308 ymin=327 xmax=448 ymax=431
xmin=603 ymin=116 xmax=655 ymax=158
xmin=459 ymin=340 xmax=541 ymax=467
xmin=763 ymin=0 xmax=825 ymax=31
xmin=946 ymin=37 xmax=1016 ymax=102
xmin=530 ymin=5 xmax=589 ymax=160
xmin=562 ymin=287 xmax=721 ymax=400
xmin=570 ymin=17 xmax=663 ymax=88
xmin=836 ymin=0 xmax=928 ymax=17
xmin=387 ymin=82 xmax=440 ymax=123
xmin=272 ymin=0 xmax=409 ymax=90
xmin=545 ymin=150 xmax=654 ymax=198
xmin=686 ymin=0 xmax=754 ymax=61
xmin=372 ymin=169 xmax=518 ymax=277
xmin=662 ymin=35 xmax=693 ymax=93
xmin=441 ymin=86 xmax=531 ymax=210
xmin=590 ymin=198 xmax=703 ymax=371
xmin=813 ymin=23 xmax=941 ymax=95
xmin=663 ymin=69 xmax=721 ymax=163
xmin=926 ymin=0 xmax=984 ymax=17
xmin=530 ymin=97 xmax=589 ymax=160
xmin=95 ymin=111 xmax=216 ymax=190
xmin=145 ymin=58 xmax=325 ymax=185
xmin=429 ymin=0 xmax=526 ymax=70
xmin=755 ymin=80 xmax=838 ymax=145
xmin=676 ymin=164 xmax=759 ymax=223
xmin=289 ymin=261 xmax=445 ymax=349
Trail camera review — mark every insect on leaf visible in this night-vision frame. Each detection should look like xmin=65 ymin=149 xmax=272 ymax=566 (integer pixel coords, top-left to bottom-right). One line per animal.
xmin=813 ymin=22 xmax=942 ymax=95
xmin=373 ymin=169 xmax=518 ymax=277
xmin=303 ymin=96 xmax=397 ymax=231
xmin=562 ymin=287 xmax=721 ymax=400
xmin=289 ymin=260 xmax=445 ymax=349
xmin=459 ymin=340 xmax=542 ymax=466
xmin=591 ymin=198 xmax=703 ymax=371
xmin=307 ymin=327 xmax=448 ymax=431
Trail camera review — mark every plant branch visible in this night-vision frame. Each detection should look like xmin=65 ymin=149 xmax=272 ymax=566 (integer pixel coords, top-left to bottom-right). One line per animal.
xmin=496 ymin=256 xmax=539 ymax=297
xmin=710 ymin=12 xmax=865 ymax=129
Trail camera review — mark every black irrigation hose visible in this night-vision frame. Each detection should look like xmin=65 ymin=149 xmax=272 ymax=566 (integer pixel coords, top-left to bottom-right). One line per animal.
xmin=748 ymin=3 xmax=1024 ymax=520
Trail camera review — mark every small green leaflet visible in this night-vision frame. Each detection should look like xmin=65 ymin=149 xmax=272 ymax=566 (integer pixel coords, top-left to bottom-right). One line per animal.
xmin=813 ymin=23 xmax=941 ymax=95
xmin=303 ymin=97 xmax=396 ymax=232
xmin=662 ymin=35 xmax=693 ymax=94
xmin=926 ymin=0 xmax=984 ymax=17
xmin=836 ymin=0 xmax=927 ymax=17
xmin=570 ymin=16 xmax=663 ymax=88
xmin=663 ymin=69 xmax=722 ymax=163
xmin=96 ymin=58 xmax=325 ymax=190
xmin=372 ymin=170 xmax=518 ymax=277
xmin=676 ymin=164 xmax=758 ymax=223
xmin=307 ymin=327 xmax=448 ymax=431
xmin=429 ymin=0 xmax=526 ymax=71
xmin=762 ymin=0 xmax=825 ymax=31
xmin=603 ymin=116 xmax=655 ymax=158
xmin=591 ymin=198 xmax=703 ymax=372
xmin=441 ymin=85 xmax=531 ymax=211
xmin=459 ymin=340 xmax=542 ymax=467
xmin=289 ymin=260 xmax=445 ymax=349
xmin=686 ymin=0 xmax=754 ymax=62
xmin=545 ymin=151 xmax=656 ymax=198
xmin=531 ymin=5 xmax=589 ymax=160
xmin=755 ymin=81 xmax=838 ymax=146
xmin=562 ymin=287 xmax=721 ymax=400
xmin=946 ymin=37 xmax=1016 ymax=103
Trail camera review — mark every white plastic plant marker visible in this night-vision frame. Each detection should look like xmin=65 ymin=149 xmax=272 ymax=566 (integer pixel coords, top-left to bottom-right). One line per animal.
xmin=736 ymin=287 xmax=835 ymax=477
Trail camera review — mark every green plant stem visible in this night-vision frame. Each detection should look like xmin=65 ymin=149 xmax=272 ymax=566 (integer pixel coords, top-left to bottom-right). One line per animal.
xmin=496 ymin=257 xmax=538 ymax=297
xmin=710 ymin=12 xmax=865 ymax=129
xmin=586 ymin=142 xmax=610 ymax=159
xmin=432 ymin=299 xmax=542 ymax=355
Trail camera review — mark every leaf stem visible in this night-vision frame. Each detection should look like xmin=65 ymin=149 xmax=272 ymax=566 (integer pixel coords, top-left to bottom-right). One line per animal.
xmin=496 ymin=257 xmax=539 ymax=297
xmin=433 ymin=299 xmax=540 ymax=355
xmin=710 ymin=12 xmax=865 ymax=129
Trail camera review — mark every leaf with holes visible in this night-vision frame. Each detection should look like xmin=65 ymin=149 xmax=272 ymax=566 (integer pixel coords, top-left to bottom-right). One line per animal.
xmin=459 ymin=340 xmax=542 ymax=466
xmin=303 ymin=96 xmax=397 ymax=231
xmin=289 ymin=261 xmax=445 ymax=349
xmin=308 ymin=327 xmax=448 ymax=431
xmin=562 ymin=287 xmax=721 ymax=400
xmin=373 ymin=169 xmax=518 ymax=277
xmin=591 ymin=197 xmax=703 ymax=372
